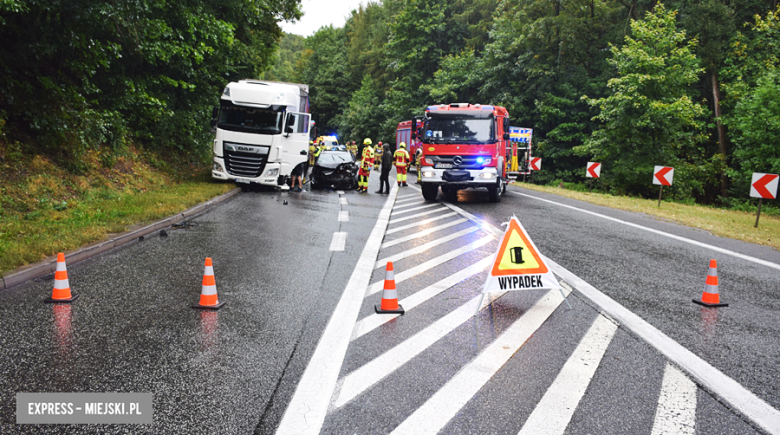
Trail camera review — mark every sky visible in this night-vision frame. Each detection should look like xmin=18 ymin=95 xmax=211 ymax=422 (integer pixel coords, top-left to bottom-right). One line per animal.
xmin=280 ymin=0 xmax=367 ymax=37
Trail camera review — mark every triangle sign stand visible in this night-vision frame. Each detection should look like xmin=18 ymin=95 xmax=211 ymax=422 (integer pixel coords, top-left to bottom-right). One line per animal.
xmin=476 ymin=215 xmax=571 ymax=315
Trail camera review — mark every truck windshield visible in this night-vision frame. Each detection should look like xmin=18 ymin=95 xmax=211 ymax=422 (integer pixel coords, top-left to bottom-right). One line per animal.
xmin=423 ymin=116 xmax=494 ymax=144
xmin=218 ymin=102 xmax=283 ymax=134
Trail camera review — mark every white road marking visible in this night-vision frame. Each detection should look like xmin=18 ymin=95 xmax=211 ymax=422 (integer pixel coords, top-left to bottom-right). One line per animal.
xmin=338 ymin=211 xmax=349 ymax=222
xmin=337 ymin=190 xmax=345 ymax=195
xmin=275 ymin=185 xmax=399 ymax=435
xmin=336 ymin=290 xmax=507 ymax=409
xmin=388 ymin=207 xmax=450 ymax=225
xmin=394 ymin=196 xmax=420 ymax=204
xmin=546 ymin=256 xmax=780 ymax=435
xmin=339 ymin=197 xmax=348 ymax=205
xmin=355 ymin=257 xmax=493 ymax=340
xmin=389 ymin=286 xmax=571 ymax=435
xmin=381 ymin=219 xmax=470 ymax=249
xmin=518 ymin=315 xmax=618 ymax=435
xmin=329 ymin=232 xmax=347 ymax=251
xmin=392 ymin=201 xmax=427 ymax=210
xmin=367 ymin=235 xmax=494 ymax=297
xmin=390 ymin=203 xmax=440 ymax=216
xmin=375 ymin=226 xmax=480 ymax=268
xmin=511 ymin=190 xmax=780 ymax=271
xmin=386 ymin=212 xmax=458 ymax=235
xmin=651 ymin=363 xmax=697 ymax=435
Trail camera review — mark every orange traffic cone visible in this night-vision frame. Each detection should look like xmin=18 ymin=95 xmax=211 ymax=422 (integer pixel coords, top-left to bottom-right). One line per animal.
xmin=192 ymin=258 xmax=226 ymax=310
xmin=45 ymin=253 xmax=79 ymax=303
xmin=693 ymin=259 xmax=728 ymax=307
xmin=375 ymin=261 xmax=404 ymax=314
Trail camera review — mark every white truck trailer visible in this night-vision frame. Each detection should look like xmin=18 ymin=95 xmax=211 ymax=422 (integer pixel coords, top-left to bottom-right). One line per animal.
xmin=211 ymin=80 xmax=311 ymax=190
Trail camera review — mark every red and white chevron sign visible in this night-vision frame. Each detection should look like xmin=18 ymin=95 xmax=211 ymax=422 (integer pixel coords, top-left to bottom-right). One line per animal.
xmin=529 ymin=157 xmax=541 ymax=171
xmin=653 ymin=166 xmax=674 ymax=186
xmin=586 ymin=162 xmax=601 ymax=178
xmin=750 ymin=173 xmax=779 ymax=199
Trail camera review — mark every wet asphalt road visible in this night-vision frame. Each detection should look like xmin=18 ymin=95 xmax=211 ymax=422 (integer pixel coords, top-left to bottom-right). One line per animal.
xmin=0 ymin=183 xmax=387 ymax=434
xmin=1 ymin=171 xmax=778 ymax=434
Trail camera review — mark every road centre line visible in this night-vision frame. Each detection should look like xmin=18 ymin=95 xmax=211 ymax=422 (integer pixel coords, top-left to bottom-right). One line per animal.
xmin=381 ymin=219 xmax=470 ymax=249
xmin=355 ymin=257 xmax=493 ymax=340
xmin=385 ymin=212 xmax=458 ymax=235
xmin=367 ymin=235 xmax=494 ymax=297
xmin=510 ymin=190 xmax=780 ymax=272
xmin=339 ymin=197 xmax=348 ymax=205
xmin=518 ymin=315 xmax=618 ymax=435
xmin=389 ymin=286 xmax=571 ymax=435
xmin=376 ymin=226 xmax=480 ymax=268
xmin=338 ymin=211 xmax=349 ymax=222
xmin=545 ymin=256 xmax=780 ymax=435
xmin=388 ymin=207 xmax=450 ymax=225
xmin=337 ymin=190 xmax=345 ymax=195
xmin=390 ymin=203 xmax=440 ymax=217
xmin=651 ymin=363 xmax=697 ymax=435
xmin=329 ymin=232 xmax=347 ymax=251
xmin=336 ymin=289 xmax=508 ymax=409
xmin=275 ymin=185 xmax=398 ymax=435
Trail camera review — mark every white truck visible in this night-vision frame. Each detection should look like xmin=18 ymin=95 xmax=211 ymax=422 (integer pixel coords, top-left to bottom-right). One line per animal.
xmin=211 ymin=80 xmax=311 ymax=190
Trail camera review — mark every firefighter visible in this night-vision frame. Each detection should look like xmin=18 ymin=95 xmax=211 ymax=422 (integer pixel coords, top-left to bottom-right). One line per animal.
xmin=414 ymin=145 xmax=423 ymax=184
xmin=357 ymin=138 xmax=374 ymax=193
xmin=312 ymin=141 xmax=323 ymax=165
xmin=374 ymin=141 xmax=383 ymax=170
xmin=394 ymin=141 xmax=411 ymax=187
xmin=349 ymin=140 xmax=358 ymax=156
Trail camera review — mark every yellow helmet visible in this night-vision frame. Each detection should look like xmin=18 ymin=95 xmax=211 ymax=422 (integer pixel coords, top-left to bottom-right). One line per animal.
xmin=399 ymin=142 xmax=406 ymax=148
xmin=363 ymin=138 xmax=372 ymax=145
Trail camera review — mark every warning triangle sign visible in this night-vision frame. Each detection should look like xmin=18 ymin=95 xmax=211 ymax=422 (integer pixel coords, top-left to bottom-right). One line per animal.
xmin=483 ymin=216 xmax=560 ymax=294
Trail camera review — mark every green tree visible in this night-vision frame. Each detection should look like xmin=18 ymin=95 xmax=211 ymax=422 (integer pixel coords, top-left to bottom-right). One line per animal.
xmin=580 ymin=3 xmax=712 ymax=197
xmin=338 ymin=75 xmax=384 ymax=143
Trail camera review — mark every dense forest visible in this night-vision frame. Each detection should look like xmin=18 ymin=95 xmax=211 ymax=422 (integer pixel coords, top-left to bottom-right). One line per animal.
xmin=1 ymin=0 xmax=779 ymax=205
xmin=269 ymin=0 xmax=779 ymax=204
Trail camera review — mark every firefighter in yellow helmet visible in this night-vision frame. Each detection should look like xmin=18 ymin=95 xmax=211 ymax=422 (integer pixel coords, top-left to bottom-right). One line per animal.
xmin=374 ymin=141 xmax=383 ymax=170
xmin=394 ymin=141 xmax=411 ymax=187
xmin=357 ymin=138 xmax=374 ymax=193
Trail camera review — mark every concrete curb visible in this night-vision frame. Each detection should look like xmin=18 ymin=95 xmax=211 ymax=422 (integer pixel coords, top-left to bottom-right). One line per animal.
xmin=1 ymin=188 xmax=241 ymax=291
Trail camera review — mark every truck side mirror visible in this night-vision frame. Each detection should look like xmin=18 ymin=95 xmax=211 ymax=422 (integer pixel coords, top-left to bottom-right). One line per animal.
xmin=503 ymin=133 xmax=510 ymax=140
xmin=210 ymin=119 xmax=217 ymax=128
xmin=285 ymin=113 xmax=294 ymax=134
xmin=411 ymin=133 xmax=417 ymax=139
xmin=212 ymin=106 xmax=219 ymax=118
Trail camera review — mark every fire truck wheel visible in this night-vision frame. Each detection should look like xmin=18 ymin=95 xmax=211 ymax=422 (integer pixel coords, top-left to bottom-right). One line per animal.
xmin=422 ymin=184 xmax=439 ymax=201
xmin=487 ymin=182 xmax=501 ymax=203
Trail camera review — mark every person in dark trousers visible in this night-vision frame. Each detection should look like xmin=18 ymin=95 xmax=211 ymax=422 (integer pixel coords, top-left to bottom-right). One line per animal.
xmin=375 ymin=143 xmax=393 ymax=194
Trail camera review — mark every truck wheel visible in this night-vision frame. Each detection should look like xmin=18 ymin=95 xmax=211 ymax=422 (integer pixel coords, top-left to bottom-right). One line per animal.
xmin=488 ymin=182 xmax=501 ymax=203
xmin=422 ymin=184 xmax=439 ymax=201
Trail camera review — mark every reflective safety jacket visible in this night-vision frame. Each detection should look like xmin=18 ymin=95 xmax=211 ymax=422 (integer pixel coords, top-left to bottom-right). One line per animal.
xmin=393 ymin=148 xmax=410 ymax=167
xmin=361 ymin=146 xmax=375 ymax=171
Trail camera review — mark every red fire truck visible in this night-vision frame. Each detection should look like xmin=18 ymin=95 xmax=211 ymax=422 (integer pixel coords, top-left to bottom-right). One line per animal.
xmin=395 ymin=118 xmax=424 ymax=168
xmin=416 ymin=103 xmax=510 ymax=202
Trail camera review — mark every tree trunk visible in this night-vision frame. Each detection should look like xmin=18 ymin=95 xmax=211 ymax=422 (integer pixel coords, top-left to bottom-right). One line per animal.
xmin=711 ymin=69 xmax=728 ymax=198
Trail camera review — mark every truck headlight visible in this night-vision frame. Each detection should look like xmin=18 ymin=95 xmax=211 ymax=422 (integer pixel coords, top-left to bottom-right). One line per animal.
xmin=422 ymin=171 xmax=436 ymax=178
xmin=264 ymin=168 xmax=279 ymax=177
xmin=479 ymin=172 xmax=496 ymax=179
xmin=213 ymin=162 xmax=224 ymax=172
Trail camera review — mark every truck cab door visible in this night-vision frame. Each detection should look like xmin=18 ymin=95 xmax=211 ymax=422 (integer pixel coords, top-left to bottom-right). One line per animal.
xmin=282 ymin=112 xmax=311 ymax=171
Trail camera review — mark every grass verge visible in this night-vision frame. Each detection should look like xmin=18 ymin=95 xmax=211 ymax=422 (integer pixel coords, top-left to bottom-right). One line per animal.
xmin=510 ymin=181 xmax=779 ymax=251
xmin=0 ymin=149 xmax=234 ymax=275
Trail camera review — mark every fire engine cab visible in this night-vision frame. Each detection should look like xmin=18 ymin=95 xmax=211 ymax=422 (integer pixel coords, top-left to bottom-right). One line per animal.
xmin=418 ymin=103 xmax=510 ymax=202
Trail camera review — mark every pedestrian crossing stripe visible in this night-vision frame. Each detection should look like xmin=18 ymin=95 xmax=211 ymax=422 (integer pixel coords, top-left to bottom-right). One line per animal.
xmin=482 ymin=216 xmax=561 ymax=294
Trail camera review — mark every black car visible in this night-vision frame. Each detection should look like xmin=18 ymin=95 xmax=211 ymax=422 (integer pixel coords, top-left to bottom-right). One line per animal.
xmin=310 ymin=150 xmax=359 ymax=190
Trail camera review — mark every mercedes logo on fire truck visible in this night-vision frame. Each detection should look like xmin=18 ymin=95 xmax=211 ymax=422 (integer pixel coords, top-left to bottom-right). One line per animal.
xmin=453 ymin=156 xmax=463 ymax=165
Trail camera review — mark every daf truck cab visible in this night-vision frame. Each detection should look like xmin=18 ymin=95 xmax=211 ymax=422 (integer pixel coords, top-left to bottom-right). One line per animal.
xmin=418 ymin=103 xmax=510 ymax=202
xmin=211 ymin=80 xmax=311 ymax=190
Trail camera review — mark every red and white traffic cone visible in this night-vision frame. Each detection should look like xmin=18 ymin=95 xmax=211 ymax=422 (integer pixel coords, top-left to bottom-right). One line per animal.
xmin=375 ymin=261 xmax=404 ymax=314
xmin=192 ymin=258 xmax=226 ymax=310
xmin=45 ymin=253 xmax=79 ymax=303
xmin=693 ymin=259 xmax=728 ymax=307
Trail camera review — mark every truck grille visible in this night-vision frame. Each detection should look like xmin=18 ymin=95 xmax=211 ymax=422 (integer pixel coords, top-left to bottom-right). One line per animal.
xmin=225 ymin=151 xmax=268 ymax=177
xmin=431 ymin=156 xmax=485 ymax=169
